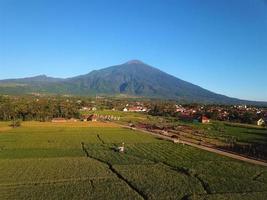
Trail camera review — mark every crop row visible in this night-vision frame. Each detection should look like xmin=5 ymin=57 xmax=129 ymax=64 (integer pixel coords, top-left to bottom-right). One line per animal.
xmin=84 ymin=140 xmax=267 ymax=194
xmin=0 ymin=178 xmax=141 ymax=200
xmin=0 ymin=157 xmax=114 ymax=185
xmin=114 ymin=163 xmax=205 ymax=199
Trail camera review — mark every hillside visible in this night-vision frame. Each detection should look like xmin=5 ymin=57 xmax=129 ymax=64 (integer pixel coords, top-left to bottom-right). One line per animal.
xmin=0 ymin=60 xmax=266 ymax=105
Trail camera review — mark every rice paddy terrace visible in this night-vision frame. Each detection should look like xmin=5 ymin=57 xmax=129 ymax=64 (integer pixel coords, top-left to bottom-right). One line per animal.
xmin=0 ymin=121 xmax=267 ymax=200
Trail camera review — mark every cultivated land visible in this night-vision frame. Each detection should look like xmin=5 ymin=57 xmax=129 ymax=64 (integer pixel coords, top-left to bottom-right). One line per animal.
xmin=0 ymin=121 xmax=267 ymax=199
xmin=84 ymin=110 xmax=267 ymax=160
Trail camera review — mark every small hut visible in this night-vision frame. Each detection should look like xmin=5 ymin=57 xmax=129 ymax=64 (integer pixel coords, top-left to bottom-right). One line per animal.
xmin=199 ymin=116 xmax=210 ymax=123
xmin=257 ymin=118 xmax=266 ymax=126
xmin=117 ymin=142 xmax=125 ymax=153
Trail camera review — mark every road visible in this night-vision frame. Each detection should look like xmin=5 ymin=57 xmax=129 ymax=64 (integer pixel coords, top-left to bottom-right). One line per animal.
xmin=122 ymin=125 xmax=267 ymax=167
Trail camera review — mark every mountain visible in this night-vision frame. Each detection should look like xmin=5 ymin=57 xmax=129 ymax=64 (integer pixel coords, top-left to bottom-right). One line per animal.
xmin=0 ymin=60 xmax=266 ymax=105
xmin=0 ymin=75 xmax=63 ymax=84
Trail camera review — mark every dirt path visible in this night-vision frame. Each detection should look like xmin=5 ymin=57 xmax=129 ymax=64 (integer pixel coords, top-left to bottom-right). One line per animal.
xmin=122 ymin=125 xmax=267 ymax=167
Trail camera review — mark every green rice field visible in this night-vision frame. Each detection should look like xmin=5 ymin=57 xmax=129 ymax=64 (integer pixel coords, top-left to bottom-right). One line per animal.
xmin=0 ymin=121 xmax=266 ymax=199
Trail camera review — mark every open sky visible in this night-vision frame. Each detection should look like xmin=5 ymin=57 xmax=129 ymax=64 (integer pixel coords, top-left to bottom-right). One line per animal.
xmin=0 ymin=0 xmax=267 ymax=101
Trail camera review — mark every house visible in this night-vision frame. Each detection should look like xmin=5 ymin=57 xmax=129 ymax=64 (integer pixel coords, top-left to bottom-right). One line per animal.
xmin=52 ymin=118 xmax=67 ymax=123
xmin=141 ymin=107 xmax=148 ymax=112
xmin=175 ymin=105 xmax=186 ymax=113
xmin=257 ymin=118 xmax=266 ymax=126
xmin=80 ymin=107 xmax=89 ymax=111
xmin=68 ymin=118 xmax=78 ymax=122
xmin=81 ymin=114 xmax=97 ymax=122
xmin=128 ymin=106 xmax=147 ymax=112
xmin=199 ymin=116 xmax=210 ymax=123
xmin=176 ymin=108 xmax=185 ymax=113
xmin=123 ymin=108 xmax=128 ymax=112
xmin=81 ymin=115 xmax=89 ymax=121
xmin=91 ymin=107 xmax=97 ymax=111
xmin=128 ymin=107 xmax=140 ymax=112
xmin=87 ymin=114 xmax=98 ymax=122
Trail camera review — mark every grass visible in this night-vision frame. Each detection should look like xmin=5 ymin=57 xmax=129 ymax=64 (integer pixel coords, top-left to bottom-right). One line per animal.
xmin=0 ymin=121 xmax=267 ymax=199
xmin=22 ymin=120 xmax=120 ymax=127
xmin=202 ymin=121 xmax=267 ymax=144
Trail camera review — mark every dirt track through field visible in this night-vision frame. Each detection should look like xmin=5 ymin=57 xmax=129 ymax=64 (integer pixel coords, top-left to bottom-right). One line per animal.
xmin=97 ymin=134 xmax=105 ymax=144
xmin=123 ymin=126 xmax=267 ymax=167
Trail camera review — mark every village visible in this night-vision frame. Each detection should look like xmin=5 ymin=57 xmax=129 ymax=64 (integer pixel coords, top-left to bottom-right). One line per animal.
xmin=173 ymin=104 xmax=267 ymax=126
xmin=48 ymin=97 xmax=267 ymax=128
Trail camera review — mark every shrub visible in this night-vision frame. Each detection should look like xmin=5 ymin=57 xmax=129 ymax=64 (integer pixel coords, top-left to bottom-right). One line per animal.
xmin=10 ymin=119 xmax=21 ymax=128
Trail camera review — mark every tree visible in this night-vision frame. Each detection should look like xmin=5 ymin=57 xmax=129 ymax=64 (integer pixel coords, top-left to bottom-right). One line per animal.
xmin=10 ymin=118 xmax=21 ymax=128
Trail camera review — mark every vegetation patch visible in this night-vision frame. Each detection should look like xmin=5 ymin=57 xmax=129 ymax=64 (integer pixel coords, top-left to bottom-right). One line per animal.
xmin=0 ymin=121 xmax=266 ymax=199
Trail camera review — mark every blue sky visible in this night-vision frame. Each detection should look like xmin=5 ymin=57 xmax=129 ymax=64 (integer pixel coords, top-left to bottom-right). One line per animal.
xmin=0 ymin=0 xmax=267 ymax=101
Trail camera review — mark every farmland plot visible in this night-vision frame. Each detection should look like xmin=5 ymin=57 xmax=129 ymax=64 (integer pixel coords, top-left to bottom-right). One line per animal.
xmin=114 ymin=164 xmax=205 ymax=199
xmin=0 ymin=157 xmax=141 ymax=199
xmin=83 ymin=141 xmax=267 ymax=199
xmin=0 ymin=121 xmax=267 ymax=199
xmin=0 ymin=178 xmax=142 ymax=200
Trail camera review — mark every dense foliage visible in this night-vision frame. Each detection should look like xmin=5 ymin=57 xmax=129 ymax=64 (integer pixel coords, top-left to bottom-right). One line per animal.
xmin=0 ymin=96 xmax=80 ymax=121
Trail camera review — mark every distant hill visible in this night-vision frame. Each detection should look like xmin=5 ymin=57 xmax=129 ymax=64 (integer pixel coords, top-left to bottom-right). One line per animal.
xmin=0 ymin=60 xmax=266 ymax=105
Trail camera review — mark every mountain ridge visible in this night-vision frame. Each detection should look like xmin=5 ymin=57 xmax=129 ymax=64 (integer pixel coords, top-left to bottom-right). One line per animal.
xmin=0 ymin=60 xmax=266 ymax=105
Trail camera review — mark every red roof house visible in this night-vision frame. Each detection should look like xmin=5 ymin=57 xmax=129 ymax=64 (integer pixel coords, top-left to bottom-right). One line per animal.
xmin=199 ymin=116 xmax=210 ymax=123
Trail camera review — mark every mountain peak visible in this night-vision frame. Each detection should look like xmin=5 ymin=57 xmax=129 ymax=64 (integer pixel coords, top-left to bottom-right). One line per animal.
xmin=35 ymin=75 xmax=48 ymax=78
xmin=124 ymin=59 xmax=145 ymax=65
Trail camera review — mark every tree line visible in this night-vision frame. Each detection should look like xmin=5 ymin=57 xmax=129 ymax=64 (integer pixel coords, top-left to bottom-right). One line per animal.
xmin=0 ymin=96 xmax=80 ymax=121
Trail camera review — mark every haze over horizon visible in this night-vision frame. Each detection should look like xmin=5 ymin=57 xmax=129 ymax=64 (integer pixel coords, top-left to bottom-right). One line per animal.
xmin=1 ymin=0 xmax=267 ymax=101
